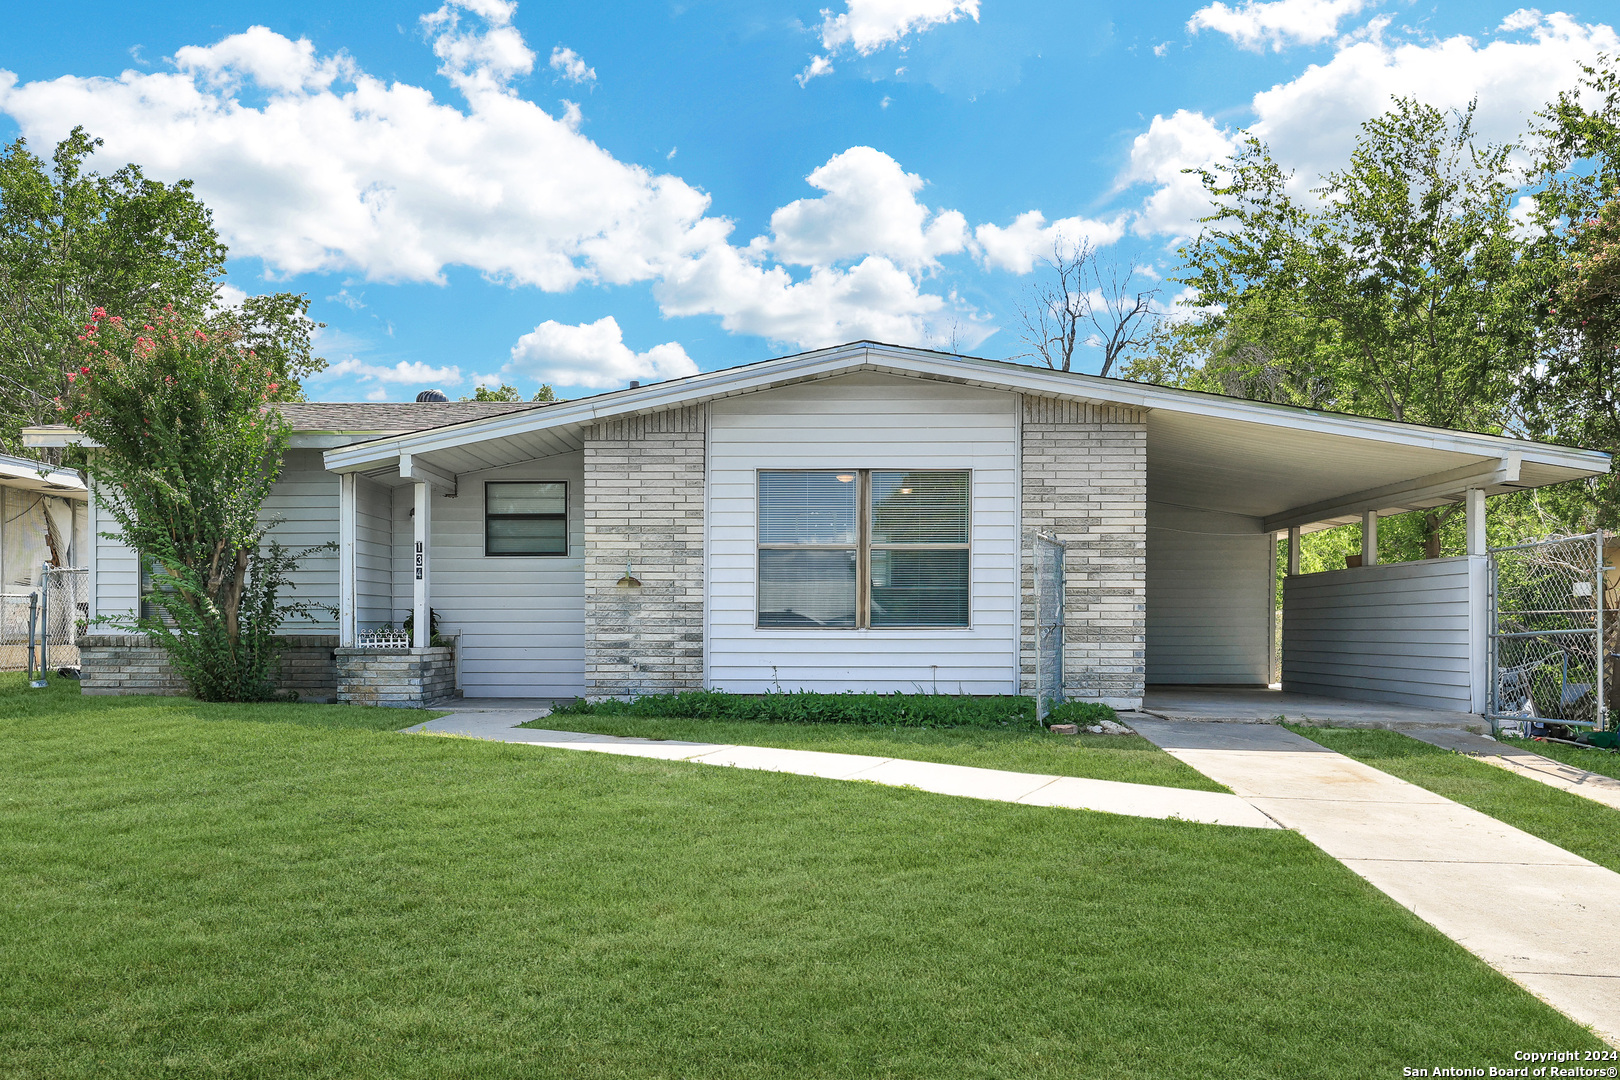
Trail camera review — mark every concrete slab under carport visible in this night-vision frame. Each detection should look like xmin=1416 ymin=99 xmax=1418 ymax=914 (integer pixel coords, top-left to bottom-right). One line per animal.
xmin=1142 ymin=685 xmax=1488 ymax=732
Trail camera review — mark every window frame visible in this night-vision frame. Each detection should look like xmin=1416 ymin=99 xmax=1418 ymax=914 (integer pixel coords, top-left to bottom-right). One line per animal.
xmin=484 ymin=480 xmax=570 ymax=558
xmin=754 ymin=468 xmax=972 ymax=631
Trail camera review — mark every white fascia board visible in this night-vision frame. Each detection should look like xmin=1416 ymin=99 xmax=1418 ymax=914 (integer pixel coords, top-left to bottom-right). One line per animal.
xmin=320 ymin=342 xmax=1613 ymax=477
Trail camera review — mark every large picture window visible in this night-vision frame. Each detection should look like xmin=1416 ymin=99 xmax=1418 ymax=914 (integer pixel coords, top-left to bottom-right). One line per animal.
xmin=757 ymin=469 xmax=969 ymax=629
xmin=485 ymin=481 xmax=568 ymax=556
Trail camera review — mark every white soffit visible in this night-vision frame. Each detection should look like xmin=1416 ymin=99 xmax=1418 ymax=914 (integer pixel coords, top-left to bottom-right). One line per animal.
xmin=0 ymin=453 xmax=87 ymax=500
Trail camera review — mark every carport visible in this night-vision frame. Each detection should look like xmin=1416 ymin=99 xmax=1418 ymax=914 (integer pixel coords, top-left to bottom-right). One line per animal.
xmin=1138 ymin=397 xmax=1609 ymax=715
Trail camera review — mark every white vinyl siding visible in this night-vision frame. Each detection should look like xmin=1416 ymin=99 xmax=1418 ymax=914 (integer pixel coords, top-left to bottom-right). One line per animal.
xmin=1281 ymin=556 xmax=1487 ymax=712
xmin=1145 ymin=501 xmax=1271 ymax=685
xmin=260 ymin=449 xmax=340 ymax=631
xmin=86 ymin=449 xmax=342 ymax=629
xmin=393 ymin=452 xmax=585 ymax=698
xmin=707 ymin=373 xmax=1019 ymax=694
xmin=355 ymin=475 xmax=392 ymax=629
xmin=90 ymin=480 xmax=139 ymax=621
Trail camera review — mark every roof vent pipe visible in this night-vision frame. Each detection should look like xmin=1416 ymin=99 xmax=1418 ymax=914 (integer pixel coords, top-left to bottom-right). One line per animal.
xmin=416 ymin=389 xmax=449 ymax=402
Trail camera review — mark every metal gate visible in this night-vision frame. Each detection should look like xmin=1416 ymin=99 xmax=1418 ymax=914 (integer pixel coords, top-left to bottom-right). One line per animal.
xmin=0 ymin=567 xmax=88 ymax=673
xmin=1488 ymin=532 xmax=1605 ymax=733
xmin=1030 ymin=531 xmax=1065 ymax=722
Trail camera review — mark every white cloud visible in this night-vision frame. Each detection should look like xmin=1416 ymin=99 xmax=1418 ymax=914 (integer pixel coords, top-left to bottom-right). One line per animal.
xmin=656 ymin=246 xmax=989 ymax=352
xmin=1187 ymin=0 xmax=1375 ymax=52
xmin=1125 ymin=10 xmax=1618 ymax=240
xmin=321 ymin=357 xmax=464 ymax=385
xmin=506 ymin=316 xmax=697 ymax=389
xmin=797 ymin=55 xmax=834 ymax=86
xmin=768 ymin=146 xmax=967 ymax=270
xmin=818 ymin=0 xmax=981 ymax=54
xmin=975 ymin=210 xmax=1127 ymax=274
xmin=0 ymin=10 xmax=721 ymax=292
xmin=1122 ymin=110 xmax=1237 ymax=241
xmin=549 ymin=46 xmax=595 ymax=84
xmin=0 ymin=4 xmax=1057 ymax=357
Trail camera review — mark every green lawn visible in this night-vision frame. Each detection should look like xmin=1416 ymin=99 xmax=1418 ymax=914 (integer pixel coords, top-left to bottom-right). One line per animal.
xmin=1 ymin=676 xmax=1605 ymax=1077
xmin=1289 ymin=725 xmax=1620 ymax=874
xmin=522 ymin=713 xmax=1227 ymax=792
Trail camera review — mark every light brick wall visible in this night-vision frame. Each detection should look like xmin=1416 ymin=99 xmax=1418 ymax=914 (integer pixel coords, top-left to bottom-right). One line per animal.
xmin=334 ymin=646 xmax=455 ymax=708
xmin=583 ymin=405 xmax=706 ymax=698
xmin=1020 ymin=396 xmax=1147 ymax=709
xmin=80 ymin=633 xmax=341 ymax=701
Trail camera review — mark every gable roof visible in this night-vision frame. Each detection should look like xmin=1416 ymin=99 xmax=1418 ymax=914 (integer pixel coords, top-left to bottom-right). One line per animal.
xmin=274 ymin=400 xmax=550 ymax=433
xmin=320 ymin=340 xmax=1610 ymax=532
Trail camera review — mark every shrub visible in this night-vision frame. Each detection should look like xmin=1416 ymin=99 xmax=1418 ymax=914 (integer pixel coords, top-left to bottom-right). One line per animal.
xmin=552 ymin=690 xmax=1040 ymax=729
xmin=1045 ymin=700 xmax=1119 ymax=726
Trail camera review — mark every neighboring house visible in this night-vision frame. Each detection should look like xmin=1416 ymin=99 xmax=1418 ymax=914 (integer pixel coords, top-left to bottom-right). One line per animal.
xmin=23 ymin=342 xmax=1612 ymax=710
xmin=0 ymin=452 xmax=88 ymax=671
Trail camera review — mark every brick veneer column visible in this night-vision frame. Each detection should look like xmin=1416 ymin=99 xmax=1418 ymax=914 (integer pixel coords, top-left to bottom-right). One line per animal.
xmin=1021 ymin=396 xmax=1147 ymax=709
xmin=583 ymin=404 xmax=707 ymax=698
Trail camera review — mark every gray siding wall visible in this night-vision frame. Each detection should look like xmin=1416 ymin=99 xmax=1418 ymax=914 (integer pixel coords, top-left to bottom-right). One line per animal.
xmin=1021 ymin=396 xmax=1147 ymax=709
xmin=1282 ymin=556 xmax=1487 ymax=712
xmin=1145 ymin=502 xmax=1271 ymax=685
xmin=390 ymin=453 xmax=587 ymax=698
xmin=355 ymin=476 xmax=393 ymax=629
xmin=260 ymin=449 xmax=339 ymax=631
xmin=707 ymin=374 xmax=1020 ymax=695
xmin=89 ymin=449 xmax=339 ymax=628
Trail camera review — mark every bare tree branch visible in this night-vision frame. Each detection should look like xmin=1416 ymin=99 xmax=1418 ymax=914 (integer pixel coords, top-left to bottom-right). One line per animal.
xmin=1016 ymin=239 xmax=1161 ymax=376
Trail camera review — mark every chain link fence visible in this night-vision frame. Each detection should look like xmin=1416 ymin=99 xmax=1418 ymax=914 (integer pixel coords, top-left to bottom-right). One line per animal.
xmin=0 ymin=567 xmax=88 ymax=673
xmin=1030 ymin=531 xmax=1065 ymax=723
xmin=1488 ymin=532 xmax=1605 ymax=733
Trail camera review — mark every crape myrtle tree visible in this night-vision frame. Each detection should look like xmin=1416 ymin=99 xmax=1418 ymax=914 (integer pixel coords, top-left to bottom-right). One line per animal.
xmin=1126 ymin=98 xmax=1530 ymax=562
xmin=0 ymin=127 xmax=325 ymax=456
xmin=65 ymin=306 xmax=331 ymax=702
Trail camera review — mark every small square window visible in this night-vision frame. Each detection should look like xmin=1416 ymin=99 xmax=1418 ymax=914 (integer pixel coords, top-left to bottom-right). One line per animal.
xmin=486 ymin=481 xmax=568 ymax=556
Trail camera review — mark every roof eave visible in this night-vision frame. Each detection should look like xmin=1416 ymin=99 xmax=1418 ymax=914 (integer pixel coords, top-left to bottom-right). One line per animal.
xmin=322 ymin=343 xmax=1614 ymax=477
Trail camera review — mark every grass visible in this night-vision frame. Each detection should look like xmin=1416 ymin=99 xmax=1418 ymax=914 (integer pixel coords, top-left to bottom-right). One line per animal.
xmin=549 ymin=689 xmax=1054 ymax=728
xmin=523 ymin=713 xmax=1228 ymax=792
xmin=0 ymin=675 xmax=1605 ymax=1077
xmin=1288 ymin=724 xmax=1620 ymax=874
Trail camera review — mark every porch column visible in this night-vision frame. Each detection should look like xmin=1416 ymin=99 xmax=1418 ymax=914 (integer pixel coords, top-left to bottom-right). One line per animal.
xmin=1465 ymin=488 xmax=1487 ymax=556
xmin=338 ymin=473 xmax=357 ymax=647
xmin=1362 ymin=510 xmax=1379 ymax=566
xmin=1287 ymin=526 xmax=1301 ymax=576
xmin=412 ymin=481 xmax=431 ymax=648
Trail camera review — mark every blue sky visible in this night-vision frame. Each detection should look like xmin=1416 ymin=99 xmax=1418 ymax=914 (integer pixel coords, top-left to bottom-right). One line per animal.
xmin=1 ymin=0 xmax=1615 ymax=400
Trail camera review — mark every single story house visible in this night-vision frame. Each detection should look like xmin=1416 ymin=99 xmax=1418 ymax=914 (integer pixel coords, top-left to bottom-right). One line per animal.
xmin=24 ymin=342 xmax=1611 ymax=710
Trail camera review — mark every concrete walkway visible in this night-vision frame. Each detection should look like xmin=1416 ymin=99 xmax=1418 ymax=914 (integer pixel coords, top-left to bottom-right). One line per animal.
xmin=403 ymin=710 xmax=1279 ymax=829
xmin=1408 ymin=729 xmax=1620 ymax=814
xmin=1143 ymin=686 xmax=1489 ymax=732
xmin=1131 ymin=717 xmax=1620 ymax=1046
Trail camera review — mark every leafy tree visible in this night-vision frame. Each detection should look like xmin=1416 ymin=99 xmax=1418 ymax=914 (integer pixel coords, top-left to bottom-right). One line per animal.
xmin=1127 ymin=99 xmax=1530 ymax=558
xmin=462 ymin=381 xmax=557 ymax=402
xmin=1517 ymin=57 xmax=1620 ymax=530
xmin=65 ymin=306 xmax=330 ymax=701
xmin=0 ymin=127 xmax=325 ymax=453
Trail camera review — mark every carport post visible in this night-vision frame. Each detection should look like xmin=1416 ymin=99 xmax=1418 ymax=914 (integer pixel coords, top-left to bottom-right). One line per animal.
xmin=1286 ymin=527 xmax=1301 ymax=576
xmin=1362 ymin=510 xmax=1379 ymax=566
xmin=1465 ymin=488 xmax=1487 ymax=556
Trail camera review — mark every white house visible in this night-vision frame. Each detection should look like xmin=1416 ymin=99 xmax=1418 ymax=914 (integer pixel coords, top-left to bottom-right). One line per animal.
xmin=25 ymin=342 xmax=1611 ymax=710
